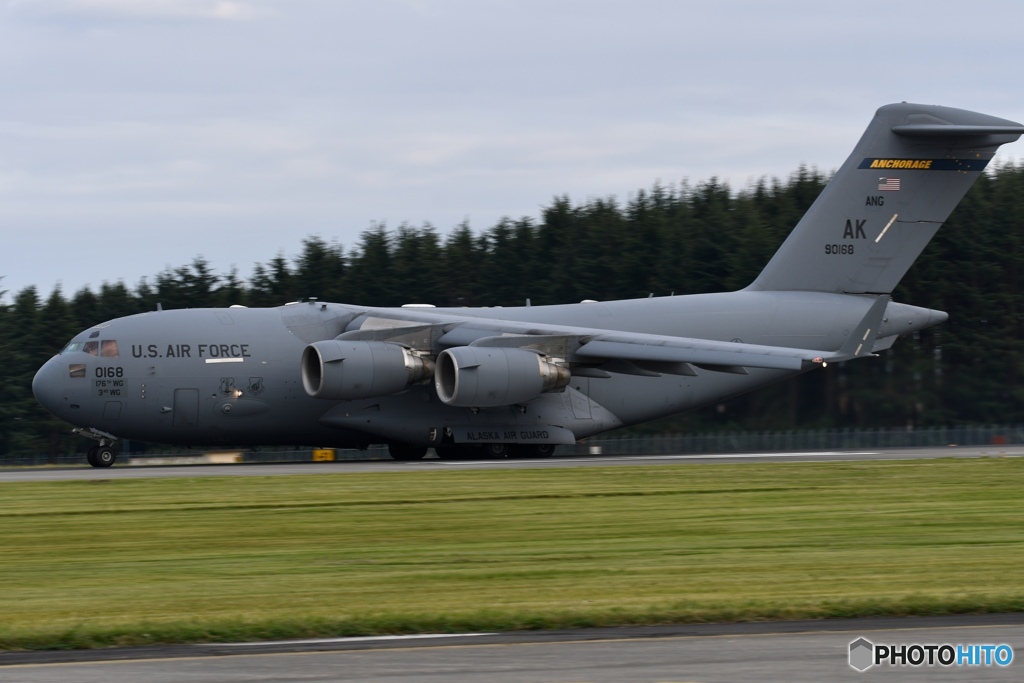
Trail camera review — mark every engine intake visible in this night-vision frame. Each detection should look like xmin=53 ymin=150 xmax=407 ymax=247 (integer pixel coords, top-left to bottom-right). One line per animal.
xmin=302 ymin=340 xmax=433 ymax=400
xmin=434 ymin=346 xmax=570 ymax=407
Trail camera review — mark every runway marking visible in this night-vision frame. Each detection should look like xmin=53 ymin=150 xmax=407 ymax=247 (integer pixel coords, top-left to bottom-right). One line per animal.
xmin=213 ymin=633 xmax=495 ymax=647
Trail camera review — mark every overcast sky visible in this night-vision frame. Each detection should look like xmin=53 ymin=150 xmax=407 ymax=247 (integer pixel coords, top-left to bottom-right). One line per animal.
xmin=3 ymin=0 xmax=1024 ymax=304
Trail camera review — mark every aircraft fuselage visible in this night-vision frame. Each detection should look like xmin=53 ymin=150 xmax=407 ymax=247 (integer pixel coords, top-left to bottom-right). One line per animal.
xmin=32 ymin=291 xmax=943 ymax=451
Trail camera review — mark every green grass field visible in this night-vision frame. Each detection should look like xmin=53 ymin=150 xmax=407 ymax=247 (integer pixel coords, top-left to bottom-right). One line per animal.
xmin=2 ymin=457 xmax=1023 ymax=650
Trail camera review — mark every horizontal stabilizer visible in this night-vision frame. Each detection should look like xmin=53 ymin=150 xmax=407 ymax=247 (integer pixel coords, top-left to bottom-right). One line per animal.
xmin=892 ymin=124 xmax=1024 ymax=137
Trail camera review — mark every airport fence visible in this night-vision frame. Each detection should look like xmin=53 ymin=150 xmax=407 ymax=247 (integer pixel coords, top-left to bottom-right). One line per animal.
xmin=573 ymin=424 xmax=1024 ymax=456
xmin=3 ymin=424 xmax=1023 ymax=467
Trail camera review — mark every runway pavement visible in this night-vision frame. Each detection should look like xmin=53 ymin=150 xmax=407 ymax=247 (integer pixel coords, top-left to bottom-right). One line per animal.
xmin=3 ymin=615 xmax=1024 ymax=682
xmin=1 ymin=445 xmax=1022 ymax=482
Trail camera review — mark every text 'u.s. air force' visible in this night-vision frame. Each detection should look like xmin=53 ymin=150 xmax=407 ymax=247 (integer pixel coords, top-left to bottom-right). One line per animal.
xmin=132 ymin=344 xmax=252 ymax=359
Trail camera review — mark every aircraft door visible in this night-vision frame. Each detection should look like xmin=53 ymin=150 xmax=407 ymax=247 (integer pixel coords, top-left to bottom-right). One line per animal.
xmin=103 ymin=402 xmax=122 ymax=420
xmin=172 ymin=389 xmax=200 ymax=429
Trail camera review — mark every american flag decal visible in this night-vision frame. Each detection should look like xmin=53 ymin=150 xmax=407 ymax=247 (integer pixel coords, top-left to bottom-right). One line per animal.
xmin=878 ymin=177 xmax=901 ymax=191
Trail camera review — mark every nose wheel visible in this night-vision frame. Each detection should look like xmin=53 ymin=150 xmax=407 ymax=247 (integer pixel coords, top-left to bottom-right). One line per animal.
xmin=86 ymin=445 xmax=117 ymax=468
xmin=73 ymin=428 xmax=120 ymax=468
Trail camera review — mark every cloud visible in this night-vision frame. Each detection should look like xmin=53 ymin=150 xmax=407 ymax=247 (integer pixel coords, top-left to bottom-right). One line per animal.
xmin=6 ymin=0 xmax=263 ymax=22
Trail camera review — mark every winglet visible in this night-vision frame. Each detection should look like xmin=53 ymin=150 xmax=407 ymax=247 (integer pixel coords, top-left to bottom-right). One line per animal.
xmin=816 ymin=295 xmax=889 ymax=365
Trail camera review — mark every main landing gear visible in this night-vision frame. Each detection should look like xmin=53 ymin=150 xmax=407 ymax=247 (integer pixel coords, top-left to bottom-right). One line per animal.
xmin=387 ymin=442 xmax=558 ymax=461
xmin=432 ymin=444 xmax=557 ymax=460
xmin=387 ymin=443 xmax=429 ymax=461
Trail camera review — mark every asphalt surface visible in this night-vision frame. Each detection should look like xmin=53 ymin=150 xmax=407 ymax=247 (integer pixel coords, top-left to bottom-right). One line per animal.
xmin=2 ymin=444 xmax=1021 ymax=482
xmin=3 ymin=615 xmax=1024 ymax=682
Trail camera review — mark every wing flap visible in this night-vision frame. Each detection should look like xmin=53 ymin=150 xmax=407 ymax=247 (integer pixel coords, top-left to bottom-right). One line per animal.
xmin=575 ymin=339 xmax=807 ymax=371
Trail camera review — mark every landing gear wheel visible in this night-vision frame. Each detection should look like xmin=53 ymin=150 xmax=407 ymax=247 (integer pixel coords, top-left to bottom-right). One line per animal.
xmin=86 ymin=445 xmax=116 ymax=467
xmin=514 ymin=444 xmax=556 ymax=459
xmin=483 ymin=443 xmax=512 ymax=458
xmin=388 ymin=443 xmax=428 ymax=461
xmin=433 ymin=445 xmax=482 ymax=460
xmin=93 ymin=446 xmax=117 ymax=468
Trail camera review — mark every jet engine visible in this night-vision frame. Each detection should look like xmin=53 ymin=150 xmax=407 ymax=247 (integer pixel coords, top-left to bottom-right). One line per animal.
xmin=434 ymin=346 xmax=570 ymax=407
xmin=302 ymin=340 xmax=433 ymax=400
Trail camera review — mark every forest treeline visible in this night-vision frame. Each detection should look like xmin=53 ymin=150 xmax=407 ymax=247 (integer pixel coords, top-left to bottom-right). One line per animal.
xmin=4 ymin=165 xmax=1024 ymax=456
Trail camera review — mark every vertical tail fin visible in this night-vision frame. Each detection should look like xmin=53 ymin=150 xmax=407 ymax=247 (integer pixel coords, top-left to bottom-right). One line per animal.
xmin=749 ymin=103 xmax=1024 ymax=293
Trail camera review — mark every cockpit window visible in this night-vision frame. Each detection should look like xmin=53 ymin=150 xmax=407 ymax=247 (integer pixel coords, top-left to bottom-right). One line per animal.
xmin=69 ymin=364 xmax=86 ymax=378
xmin=61 ymin=339 xmax=117 ymax=356
xmin=61 ymin=341 xmax=83 ymax=354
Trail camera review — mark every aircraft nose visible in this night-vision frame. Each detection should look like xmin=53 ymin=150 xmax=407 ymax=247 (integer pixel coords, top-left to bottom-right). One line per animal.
xmin=32 ymin=357 xmax=66 ymax=417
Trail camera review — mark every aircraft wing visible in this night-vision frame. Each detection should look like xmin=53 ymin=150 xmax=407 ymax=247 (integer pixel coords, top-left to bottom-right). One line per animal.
xmin=347 ymin=295 xmax=888 ymax=376
xmin=570 ymin=294 xmax=887 ymax=374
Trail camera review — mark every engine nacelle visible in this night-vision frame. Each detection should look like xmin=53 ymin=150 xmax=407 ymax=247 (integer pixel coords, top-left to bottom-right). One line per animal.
xmin=302 ymin=340 xmax=433 ymax=400
xmin=434 ymin=346 xmax=571 ymax=407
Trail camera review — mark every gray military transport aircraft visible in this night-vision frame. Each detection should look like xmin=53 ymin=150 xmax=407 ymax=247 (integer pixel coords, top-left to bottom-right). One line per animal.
xmin=32 ymin=103 xmax=1024 ymax=466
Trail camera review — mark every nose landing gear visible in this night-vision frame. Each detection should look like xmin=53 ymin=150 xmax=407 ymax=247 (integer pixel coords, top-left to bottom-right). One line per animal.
xmin=86 ymin=445 xmax=117 ymax=468
xmin=74 ymin=427 xmax=120 ymax=468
